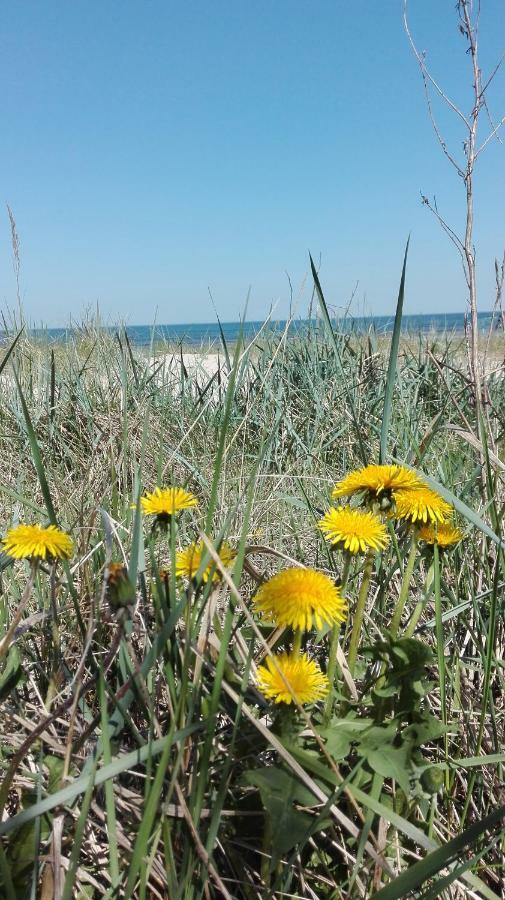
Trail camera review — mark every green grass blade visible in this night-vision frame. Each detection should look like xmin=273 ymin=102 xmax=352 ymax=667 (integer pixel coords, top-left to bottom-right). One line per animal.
xmin=62 ymin=755 xmax=99 ymax=900
xmin=128 ymin=472 xmax=144 ymax=587
xmin=11 ymin=363 xmax=85 ymax=633
xmin=373 ymin=805 xmax=505 ymax=900
xmin=433 ymin=542 xmax=448 ymax=770
xmin=0 ymin=722 xmax=201 ymax=837
xmin=309 ymin=254 xmax=367 ymax=463
xmin=380 ymin=237 xmax=410 ymax=463
xmin=289 ymin=745 xmax=497 ymax=898
xmin=12 ymin=365 xmax=58 ymax=524
xmin=99 ymin=671 xmax=120 ymax=887
xmin=123 ymin=728 xmax=176 ymax=899
xmin=0 ymin=844 xmax=16 ymax=900
xmin=451 ymin=753 xmax=505 ymax=768
xmin=0 ymin=328 xmax=23 ymax=379
xmin=210 ymin=296 xmax=232 ymax=372
xmin=418 ymin=842 xmax=498 ymax=900
xmin=128 ymin=400 xmax=151 ymax=586
xmin=204 ymin=322 xmax=243 ymax=532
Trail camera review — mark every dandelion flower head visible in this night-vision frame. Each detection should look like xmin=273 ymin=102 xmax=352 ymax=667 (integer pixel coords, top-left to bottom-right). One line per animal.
xmin=2 ymin=523 xmax=74 ymax=561
xmin=418 ymin=522 xmax=463 ymax=547
xmin=393 ymin=486 xmax=453 ymax=525
xmin=140 ymin=486 xmax=198 ymax=520
xmin=257 ymin=652 xmax=329 ymax=705
xmin=253 ymin=567 xmax=346 ymax=632
xmin=318 ymin=506 xmax=389 ymax=554
xmin=175 ymin=540 xmax=235 ymax=583
xmin=333 ymin=464 xmax=422 ymax=503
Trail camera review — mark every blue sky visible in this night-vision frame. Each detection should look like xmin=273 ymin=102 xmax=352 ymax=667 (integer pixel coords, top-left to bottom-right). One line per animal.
xmin=0 ymin=1 xmax=504 ymax=326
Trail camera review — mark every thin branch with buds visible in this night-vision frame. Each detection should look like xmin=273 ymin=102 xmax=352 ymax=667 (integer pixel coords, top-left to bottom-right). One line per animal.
xmin=404 ymin=0 xmax=505 ymax=434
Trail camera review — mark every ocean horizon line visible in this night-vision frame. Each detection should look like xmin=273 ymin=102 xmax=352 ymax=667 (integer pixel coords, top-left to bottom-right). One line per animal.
xmin=1 ymin=310 xmax=500 ymax=346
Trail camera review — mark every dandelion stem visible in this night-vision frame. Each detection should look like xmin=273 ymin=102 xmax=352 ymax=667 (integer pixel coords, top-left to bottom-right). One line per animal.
xmin=323 ymin=553 xmax=351 ymax=723
xmin=261 ymin=810 xmax=273 ymax=886
xmin=292 ymin=628 xmax=303 ymax=657
xmin=169 ymin=516 xmax=178 ymax=610
xmin=390 ymin=530 xmax=418 ymax=638
xmin=404 ymin=560 xmax=434 ymax=638
xmin=348 ymin=551 xmax=374 ymax=677
xmin=47 ymin=560 xmax=61 ymax=710
xmin=433 ymin=541 xmax=449 ymax=787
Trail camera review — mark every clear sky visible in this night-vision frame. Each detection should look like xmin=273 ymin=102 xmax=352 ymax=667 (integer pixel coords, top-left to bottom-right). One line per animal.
xmin=0 ymin=1 xmax=504 ymax=326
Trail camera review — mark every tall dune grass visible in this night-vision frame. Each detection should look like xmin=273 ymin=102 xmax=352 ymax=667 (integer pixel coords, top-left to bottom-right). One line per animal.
xmin=0 ymin=300 xmax=504 ymax=898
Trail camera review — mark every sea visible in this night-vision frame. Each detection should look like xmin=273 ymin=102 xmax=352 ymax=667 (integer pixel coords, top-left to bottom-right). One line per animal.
xmin=3 ymin=311 xmax=501 ymax=347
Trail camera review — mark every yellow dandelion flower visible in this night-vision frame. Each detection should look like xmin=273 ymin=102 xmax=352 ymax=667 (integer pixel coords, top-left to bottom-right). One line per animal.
xmin=175 ymin=540 xmax=235 ymax=583
xmin=318 ymin=506 xmax=389 ymax=554
xmin=333 ymin=464 xmax=422 ymax=503
xmin=393 ymin=486 xmax=453 ymax=525
xmin=257 ymin=652 xmax=329 ymax=705
xmin=140 ymin=486 xmax=198 ymax=521
xmin=418 ymin=522 xmax=463 ymax=547
xmin=253 ymin=567 xmax=346 ymax=632
xmin=2 ymin=523 xmax=74 ymax=561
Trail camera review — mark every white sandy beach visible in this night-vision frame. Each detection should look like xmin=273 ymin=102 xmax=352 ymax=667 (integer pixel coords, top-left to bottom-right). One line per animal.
xmin=151 ymin=351 xmax=223 ymax=379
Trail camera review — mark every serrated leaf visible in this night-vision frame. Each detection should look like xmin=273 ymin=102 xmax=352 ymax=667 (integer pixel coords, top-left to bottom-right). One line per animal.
xmin=244 ymin=766 xmax=315 ymax=808
xmin=403 ymin=717 xmax=449 ymax=747
xmin=321 ymin=718 xmax=375 ymax=761
xmin=244 ymin=767 xmax=321 ymax=868
xmin=357 ymin=723 xmax=398 ymax=752
xmin=373 ymin=684 xmax=398 ymax=699
xmin=365 ymin=746 xmax=411 ymax=795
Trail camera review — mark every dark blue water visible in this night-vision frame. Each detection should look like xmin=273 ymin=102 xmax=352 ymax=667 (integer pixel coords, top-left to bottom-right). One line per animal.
xmin=3 ymin=311 xmax=499 ymax=346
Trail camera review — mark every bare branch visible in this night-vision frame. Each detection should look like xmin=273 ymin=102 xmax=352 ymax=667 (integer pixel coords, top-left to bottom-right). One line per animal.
xmin=476 ymin=113 xmax=505 ymax=157
xmin=484 ymin=251 xmax=505 ymax=361
xmin=459 ymin=0 xmax=482 ymax=116
xmin=407 ymin=0 xmax=504 ymax=433
xmin=479 ymin=48 xmax=505 ymax=97
xmin=457 ymin=0 xmax=484 ymax=417
xmin=481 ymin=95 xmax=503 ymax=148
xmin=420 ymin=192 xmax=465 ymax=251
xmin=418 ymin=53 xmax=466 ymax=176
xmin=492 ymin=251 xmax=505 ymax=334
xmin=404 ymin=1 xmax=471 ymax=131
xmin=420 ymin=192 xmax=469 ymax=286
xmin=495 ymin=251 xmax=505 ymax=303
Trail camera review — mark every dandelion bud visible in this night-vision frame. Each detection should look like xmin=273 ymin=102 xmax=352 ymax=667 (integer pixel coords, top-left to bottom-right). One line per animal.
xmin=106 ymin=563 xmax=136 ymax=609
xmin=420 ymin=766 xmax=444 ymax=795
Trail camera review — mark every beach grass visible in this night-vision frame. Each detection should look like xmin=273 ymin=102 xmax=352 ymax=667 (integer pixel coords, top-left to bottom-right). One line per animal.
xmin=0 ymin=292 xmax=504 ymax=898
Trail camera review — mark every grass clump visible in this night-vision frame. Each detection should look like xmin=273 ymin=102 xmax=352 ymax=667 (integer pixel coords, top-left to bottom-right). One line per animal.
xmin=0 ymin=297 xmax=504 ymax=898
